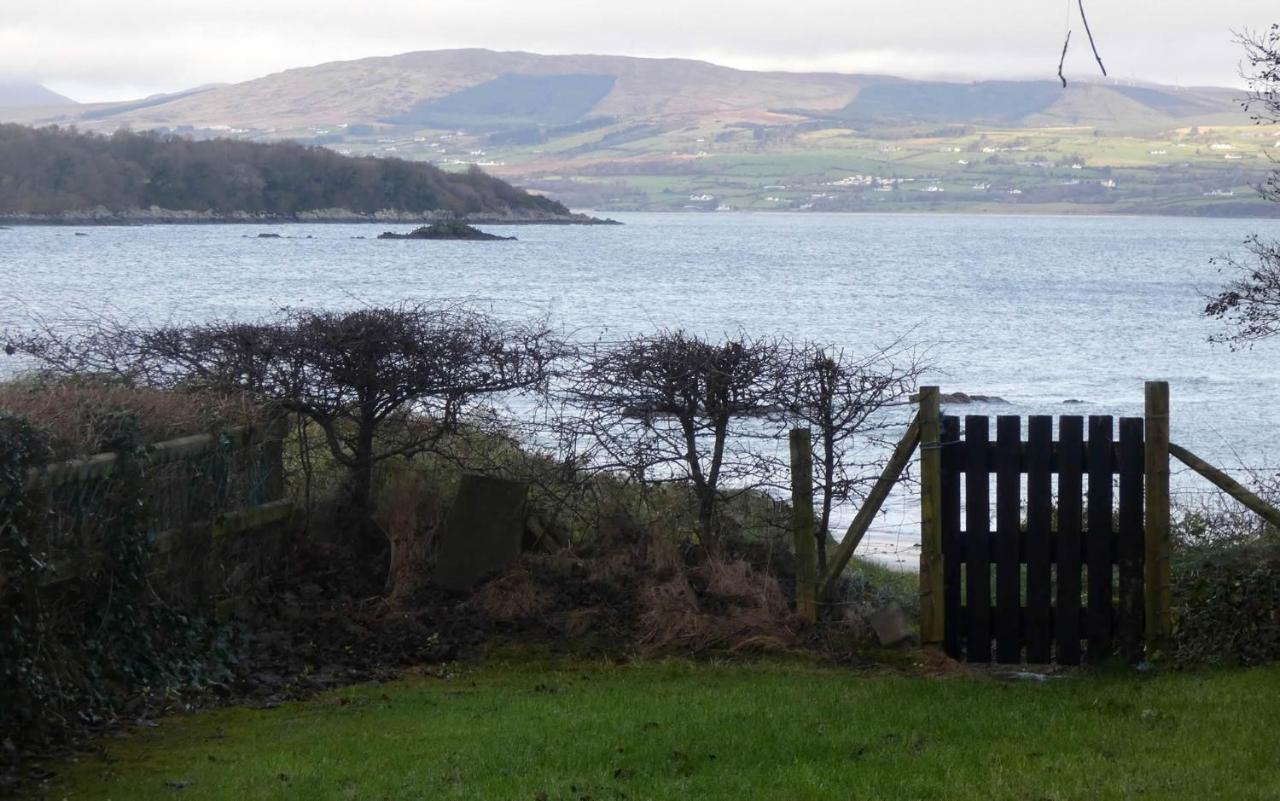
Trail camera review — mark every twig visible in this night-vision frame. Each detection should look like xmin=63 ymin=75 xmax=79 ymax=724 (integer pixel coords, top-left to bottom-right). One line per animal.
xmin=1078 ymin=0 xmax=1107 ymax=77
xmin=1058 ymin=30 xmax=1072 ymax=88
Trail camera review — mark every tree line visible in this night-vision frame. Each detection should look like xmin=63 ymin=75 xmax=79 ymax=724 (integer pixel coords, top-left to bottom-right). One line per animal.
xmin=0 ymin=124 xmax=570 ymax=217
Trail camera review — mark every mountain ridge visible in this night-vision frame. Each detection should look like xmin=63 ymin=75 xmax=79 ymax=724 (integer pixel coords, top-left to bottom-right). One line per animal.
xmin=1 ymin=49 xmax=1245 ymax=133
xmin=0 ymin=80 xmax=78 ymax=109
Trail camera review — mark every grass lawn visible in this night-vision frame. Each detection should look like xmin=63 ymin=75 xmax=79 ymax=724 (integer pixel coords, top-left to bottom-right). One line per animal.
xmin=41 ymin=658 xmax=1280 ymax=801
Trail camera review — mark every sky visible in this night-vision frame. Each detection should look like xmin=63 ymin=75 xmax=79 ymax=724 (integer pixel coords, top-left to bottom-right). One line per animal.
xmin=2 ymin=0 xmax=1276 ymax=103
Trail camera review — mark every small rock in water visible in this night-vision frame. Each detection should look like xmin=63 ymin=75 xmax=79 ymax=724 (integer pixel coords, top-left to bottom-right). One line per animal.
xmin=378 ymin=220 xmax=515 ymax=241
xmin=257 ymin=233 xmax=283 ymax=239
xmin=909 ymin=391 xmax=1008 ymax=405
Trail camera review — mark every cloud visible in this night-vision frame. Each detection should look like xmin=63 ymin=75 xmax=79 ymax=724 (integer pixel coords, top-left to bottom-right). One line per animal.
xmin=2 ymin=0 xmax=1271 ymax=101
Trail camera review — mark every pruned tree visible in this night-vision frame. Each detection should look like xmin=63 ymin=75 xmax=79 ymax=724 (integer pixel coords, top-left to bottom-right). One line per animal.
xmin=1204 ymin=25 xmax=1280 ymax=345
xmin=780 ymin=340 xmax=924 ymax=572
xmin=563 ymin=330 xmax=788 ymax=548
xmin=6 ymin=304 xmax=560 ymax=529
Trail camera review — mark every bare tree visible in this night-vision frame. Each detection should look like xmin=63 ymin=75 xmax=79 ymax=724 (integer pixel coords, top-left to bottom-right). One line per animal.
xmin=780 ymin=340 xmax=924 ymax=572
xmin=7 ymin=304 xmax=560 ymax=527
xmin=563 ymin=330 xmax=788 ymax=549
xmin=1204 ymin=26 xmax=1280 ymax=345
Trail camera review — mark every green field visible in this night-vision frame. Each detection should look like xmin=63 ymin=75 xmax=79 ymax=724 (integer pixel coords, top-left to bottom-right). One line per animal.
xmin=40 ymin=658 xmax=1280 ymax=801
xmin=322 ymin=119 xmax=1280 ymax=215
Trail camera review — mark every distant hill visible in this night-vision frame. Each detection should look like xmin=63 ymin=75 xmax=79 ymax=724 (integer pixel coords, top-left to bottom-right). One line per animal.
xmin=0 ymin=124 xmax=575 ymax=221
xmin=0 ymin=81 xmax=77 ymax=108
xmin=79 ymin=85 xmax=226 ymax=121
xmin=0 ymin=50 xmax=1246 ymax=134
xmin=0 ymin=50 xmax=1269 ymax=217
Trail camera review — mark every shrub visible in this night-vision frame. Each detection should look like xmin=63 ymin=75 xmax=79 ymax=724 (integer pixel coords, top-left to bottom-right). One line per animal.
xmin=1171 ymin=482 xmax=1280 ymax=665
xmin=0 ymin=374 xmax=261 ymax=461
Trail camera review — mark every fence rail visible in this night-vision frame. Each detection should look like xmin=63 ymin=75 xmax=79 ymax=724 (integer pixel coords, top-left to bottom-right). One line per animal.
xmin=6 ymin=422 xmax=290 ymax=590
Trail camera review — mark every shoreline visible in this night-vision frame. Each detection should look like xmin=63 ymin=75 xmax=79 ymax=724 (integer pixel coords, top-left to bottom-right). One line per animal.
xmin=2 ymin=206 xmax=1280 ymax=225
xmin=0 ymin=208 xmax=622 ymax=227
xmin=576 ymin=204 xmax=1280 ymax=221
xmin=6 ymin=204 xmax=1280 ymax=226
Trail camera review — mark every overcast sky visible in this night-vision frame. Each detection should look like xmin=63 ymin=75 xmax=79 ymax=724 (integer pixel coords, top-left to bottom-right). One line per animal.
xmin=2 ymin=1 xmax=1275 ymax=102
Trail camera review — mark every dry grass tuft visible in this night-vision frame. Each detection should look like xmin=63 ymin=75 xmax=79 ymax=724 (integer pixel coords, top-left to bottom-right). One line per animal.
xmin=378 ymin=467 xmax=446 ymax=607
xmin=0 ymin=376 xmax=262 ymax=459
xmin=472 ymin=568 xmax=555 ymax=622
xmin=637 ymin=556 xmax=800 ymax=654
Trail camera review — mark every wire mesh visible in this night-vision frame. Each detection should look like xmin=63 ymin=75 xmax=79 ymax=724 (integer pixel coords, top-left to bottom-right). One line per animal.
xmin=26 ymin=427 xmax=280 ymax=560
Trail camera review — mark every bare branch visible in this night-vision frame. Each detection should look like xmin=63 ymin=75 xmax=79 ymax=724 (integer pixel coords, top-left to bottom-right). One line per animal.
xmin=1058 ymin=30 xmax=1072 ymax=88
xmin=1077 ymin=0 xmax=1107 ymax=77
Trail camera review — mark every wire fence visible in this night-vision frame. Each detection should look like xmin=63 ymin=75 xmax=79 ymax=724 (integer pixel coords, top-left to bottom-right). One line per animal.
xmin=19 ymin=426 xmax=284 ymax=570
xmin=834 ymin=443 xmax=1280 ymax=572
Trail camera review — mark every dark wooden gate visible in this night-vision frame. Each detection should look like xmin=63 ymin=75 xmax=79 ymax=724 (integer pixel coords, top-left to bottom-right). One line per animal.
xmin=938 ymin=414 xmax=1146 ymax=664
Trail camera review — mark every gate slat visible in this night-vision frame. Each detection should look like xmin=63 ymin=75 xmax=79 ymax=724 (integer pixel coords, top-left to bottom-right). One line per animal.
xmin=941 ymin=416 xmax=963 ymax=659
xmin=1118 ymin=417 xmax=1145 ymax=662
xmin=1025 ymin=416 xmax=1053 ymax=663
xmin=995 ymin=416 xmax=1022 ymax=663
xmin=1087 ymin=416 xmax=1115 ymax=662
xmin=1056 ymin=416 xmax=1084 ymax=665
xmin=965 ymin=416 xmax=992 ymax=662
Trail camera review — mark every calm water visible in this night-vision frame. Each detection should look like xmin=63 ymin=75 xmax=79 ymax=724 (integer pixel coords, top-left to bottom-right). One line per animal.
xmin=4 ymin=212 xmax=1280 ymax=563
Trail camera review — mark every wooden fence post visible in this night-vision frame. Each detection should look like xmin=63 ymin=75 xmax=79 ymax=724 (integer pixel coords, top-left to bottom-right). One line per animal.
xmin=918 ymin=386 xmax=944 ymax=645
xmin=1144 ymin=381 xmax=1171 ymax=652
xmin=789 ymin=428 xmax=818 ymax=623
xmin=265 ymin=414 xmax=289 ymax=501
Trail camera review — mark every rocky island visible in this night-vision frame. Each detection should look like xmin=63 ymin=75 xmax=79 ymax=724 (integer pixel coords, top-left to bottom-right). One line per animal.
xmin=377 ymin=221 xmax=515 ymax=241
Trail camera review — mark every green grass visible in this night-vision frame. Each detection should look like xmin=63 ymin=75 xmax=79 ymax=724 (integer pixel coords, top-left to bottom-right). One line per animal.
xmin=44 ymin=659 xmax=1280 ymax=800
xmin=458 ymin=122 xmax=1279 ymax=213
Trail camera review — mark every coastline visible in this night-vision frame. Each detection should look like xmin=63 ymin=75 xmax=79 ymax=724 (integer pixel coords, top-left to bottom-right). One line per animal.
xmin=0 ymin=207 xmax=622 ymax=226
xmin=4 ymin=204 xmax=1279 ymax=225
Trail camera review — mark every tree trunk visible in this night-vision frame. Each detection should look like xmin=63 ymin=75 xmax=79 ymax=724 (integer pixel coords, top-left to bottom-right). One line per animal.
xmin=818 ymin=429 xmax=836 ymax=574
xmin=345 ymin=418 xmax=384 ymax=560
xmin=696 ymin=488 xmax=718 ymax=551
